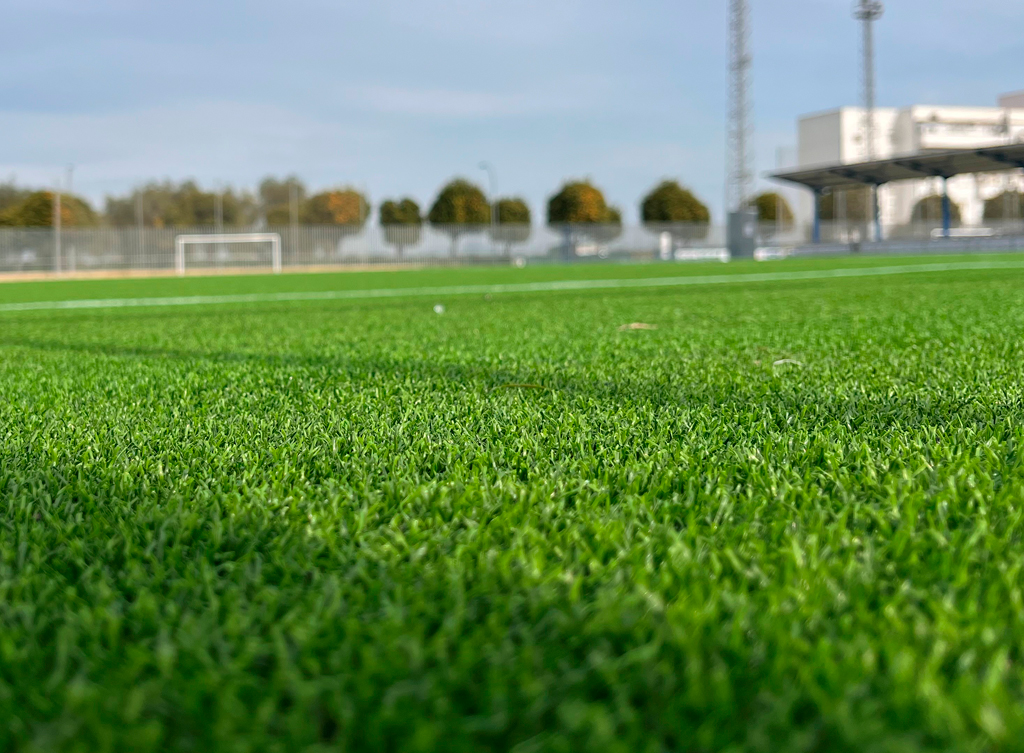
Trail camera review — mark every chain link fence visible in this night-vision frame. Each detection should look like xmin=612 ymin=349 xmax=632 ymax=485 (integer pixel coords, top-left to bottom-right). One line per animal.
xmin=0 ymin=224 xmax=729 ymax=275
xmin=2 ymin=219 xmax=1023 ymax=276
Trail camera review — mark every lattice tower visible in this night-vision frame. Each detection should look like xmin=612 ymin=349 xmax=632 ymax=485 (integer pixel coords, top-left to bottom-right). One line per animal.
xmin=726 ymin=0 xmax=753 ymax=212
xmin=853 ymin=0 xmax=884 ymax=160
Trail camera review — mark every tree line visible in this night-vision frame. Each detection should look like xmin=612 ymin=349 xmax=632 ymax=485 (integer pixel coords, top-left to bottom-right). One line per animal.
xmin=9 ymin=173 xmax=1012 ymax=231
xmin=0 ymin=175 xmax=797 ymax=230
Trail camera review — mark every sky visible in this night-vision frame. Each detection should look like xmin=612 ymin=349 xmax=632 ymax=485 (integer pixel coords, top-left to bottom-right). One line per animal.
xmin=2 ymin=0 xmax=1023 ymax=222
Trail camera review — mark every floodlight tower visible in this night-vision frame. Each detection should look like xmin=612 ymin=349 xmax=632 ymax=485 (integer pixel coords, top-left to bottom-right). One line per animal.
xmin=854 ymin=0 xmax=883 ymax=241
xmin=854 ymin=0 xmax=883 ymax=161
xmin=726 ymin=0 xmax=755 ymax=257
xmin=726 ymin=0 xmax=753 ymax=213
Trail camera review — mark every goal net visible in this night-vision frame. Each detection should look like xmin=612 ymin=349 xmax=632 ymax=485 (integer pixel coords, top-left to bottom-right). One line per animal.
xmin=174 ymin=233 xmax=282 ymax=275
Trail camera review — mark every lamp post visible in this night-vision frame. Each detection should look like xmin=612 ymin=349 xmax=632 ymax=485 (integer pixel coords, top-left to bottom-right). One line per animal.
xmin=479 ymin=162 xmax=498 ymax=255
xmin=214 ymin=184 xmax=224 ymax=234
xmin=53 ymin=178 xmax=61 ymax=274
xmin=136 ymin=189 xmax=145 ymax=264
xmin=289 ymin=182 xmax=299 ymax=258
xmin=214 ymin=183 xmax=226 ymax=263
xmin=479 ymin=161 xmax=497 ymax=226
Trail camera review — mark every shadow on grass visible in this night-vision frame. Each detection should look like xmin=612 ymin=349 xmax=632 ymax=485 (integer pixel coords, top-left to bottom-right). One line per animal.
xmin=0 ymin=328 xmax=1016 ymax=439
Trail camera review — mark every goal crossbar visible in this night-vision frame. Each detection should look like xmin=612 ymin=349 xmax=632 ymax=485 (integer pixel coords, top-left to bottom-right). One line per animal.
xmin=174 ymin=233 xmax=282 ymax=275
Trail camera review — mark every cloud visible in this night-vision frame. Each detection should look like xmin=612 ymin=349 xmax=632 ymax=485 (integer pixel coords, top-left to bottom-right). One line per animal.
xmin=345 ymin=79 xmax=613 ymax=119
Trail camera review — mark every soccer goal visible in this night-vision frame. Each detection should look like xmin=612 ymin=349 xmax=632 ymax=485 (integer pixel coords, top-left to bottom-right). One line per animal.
xmin=174 ymin=233 xmax=283 ymax=275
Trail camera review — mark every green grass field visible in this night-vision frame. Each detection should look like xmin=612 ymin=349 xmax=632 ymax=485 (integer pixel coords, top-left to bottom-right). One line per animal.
xmin=3 ymin=256 xmax=1024 ymax=752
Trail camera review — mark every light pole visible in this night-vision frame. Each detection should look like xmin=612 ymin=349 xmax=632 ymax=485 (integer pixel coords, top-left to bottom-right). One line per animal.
xmin=289 ymin=182 xmax=299 ymax=257
xmin=135 ymin=188 xmax=145 ymax=264
xmin=214 ymin=184 xmax=224 ymax=234
xmin=726 ymin=0 xmax=756 ymax=257
xmin=214 ymin=183 xmax=225 ymax=263
xmin=479 ymin=162 xmax=498 ymax=255
xmin=289 ymin=183 xmax=299 ymax=229
xmin=53 ymin=176 xmax=62 ymax=274
xmin=479 ymin=161 xmax=497 ymax=227
xmin=854 ymin=0 xmax=884 ymax=240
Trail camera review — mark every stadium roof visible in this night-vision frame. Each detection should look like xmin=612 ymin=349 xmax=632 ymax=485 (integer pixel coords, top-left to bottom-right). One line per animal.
xmin=770 ymin=143 xmax=1024 ymax=192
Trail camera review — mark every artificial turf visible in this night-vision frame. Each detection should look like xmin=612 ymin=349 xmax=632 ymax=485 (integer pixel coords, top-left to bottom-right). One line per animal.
xmin=2 ymin=256 xmax=1024 ymax=752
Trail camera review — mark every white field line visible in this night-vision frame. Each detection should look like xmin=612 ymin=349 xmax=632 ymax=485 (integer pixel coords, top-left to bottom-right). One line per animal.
xmin=1 ymin=259 xmax=1023 ymax=314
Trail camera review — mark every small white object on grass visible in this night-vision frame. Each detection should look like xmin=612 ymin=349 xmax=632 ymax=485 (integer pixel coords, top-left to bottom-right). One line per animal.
xmin=433 ymin=304 xmax=445 ymax=314
xmin=772 ymin=358 xmax=803 ymax=367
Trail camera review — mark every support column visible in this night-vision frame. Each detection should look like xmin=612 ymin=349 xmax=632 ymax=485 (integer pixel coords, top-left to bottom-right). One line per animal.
xmin=941 ymin=176 xmax=951 ymax=238
xmin=872 ymin=184 xmax=882 ymax=242
xmin=812 ymin=189 xmax=821 ymax=244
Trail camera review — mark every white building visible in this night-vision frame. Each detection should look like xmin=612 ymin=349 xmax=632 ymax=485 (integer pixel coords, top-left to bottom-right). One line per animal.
xmin=794 ymin=92 xmax=1024 ymax=229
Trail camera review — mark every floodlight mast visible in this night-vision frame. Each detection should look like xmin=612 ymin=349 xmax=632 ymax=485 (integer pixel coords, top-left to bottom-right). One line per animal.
xmin=854 ymin=0 xmax=884 ymax=161
xmin=726 ymin=0 xmax=754 ymax=213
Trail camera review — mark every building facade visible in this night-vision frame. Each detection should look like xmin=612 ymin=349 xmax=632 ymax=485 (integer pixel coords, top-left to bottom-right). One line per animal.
xmin=794 ymin=92 xmax=1024 ymax=230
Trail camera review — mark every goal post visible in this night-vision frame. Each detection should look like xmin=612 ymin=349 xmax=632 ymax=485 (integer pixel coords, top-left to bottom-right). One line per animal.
xmin=174 ymin=233 xmax=282 ymax=276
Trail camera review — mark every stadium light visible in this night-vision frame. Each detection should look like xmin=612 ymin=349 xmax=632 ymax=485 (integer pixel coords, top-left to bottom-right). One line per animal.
xmin=853 ymin=0 xmax=884 ymax=160
xmin=853 ymin=0 xmax=884 ymax=240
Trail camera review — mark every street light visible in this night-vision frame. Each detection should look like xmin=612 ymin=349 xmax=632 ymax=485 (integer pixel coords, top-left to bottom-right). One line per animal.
xmin=478 ymin=161 xmax=497 ymax=227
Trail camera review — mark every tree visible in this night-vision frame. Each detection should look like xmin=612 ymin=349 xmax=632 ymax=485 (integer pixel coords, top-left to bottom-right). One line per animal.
xmin=303 ymin=189 xmax=368 ymax=226
xmin=818 ymin=187 xmax=871 ymax=222
xmin=641 ymin=180 xmax=710 ymax=246
xmin=749 ymin=192 xmax=794 ymax=226
xmin=0 ymin=181 xmax=32 ymax=217
xmin=0 ymin=191 xmax=97 ymax=227
xmin=547 ymin=180 xmax=618 ymax=224
xmin=379 ymin=198 xmax=422 ymax=260
xmin=640 ymin=181 xmax=710 ymax=223
xmin=427 ymin=179 xmax=490 ymax=256
xmin=495 ymin=197 xmax=531 ymax=224
xmin=103 ymin=181 xmax=257 ymax=228
xmin=489 ymin=197 xmax=531 ymax=255
xmin=259 ymin=176 xmax=306 ymax=226
xmin=983 ymin=191 xmax=1024 ymax=221
xmin=380 ymin=198 xmax=422 ymax=225
xmin=547 ymin=181 xmax=622 ymax=258
xmin=910 ymin=195 xmax=962 ymax=225
xmin=590 ymin=205 xmax=623 ymax=243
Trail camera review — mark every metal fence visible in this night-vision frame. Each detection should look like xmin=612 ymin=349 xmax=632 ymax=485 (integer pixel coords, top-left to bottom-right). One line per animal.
xmin=0 ymin=224 xmax=730 ymax=275
xmin=806 ymin=219 xmax=1024 ymax=244
xmin=785 ymin=219 xmax=1024 ymax=258
xmin=2 ymin=219 xmax=1023 ymax=276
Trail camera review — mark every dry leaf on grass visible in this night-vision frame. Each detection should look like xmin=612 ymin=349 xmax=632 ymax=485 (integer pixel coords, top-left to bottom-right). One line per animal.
xmin=618 ymin=323 xmax=658 ymax=331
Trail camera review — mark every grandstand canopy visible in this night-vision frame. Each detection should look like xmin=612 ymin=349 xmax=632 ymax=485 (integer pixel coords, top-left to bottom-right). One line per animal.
xmin=770 ymin=143 xmax=1024 ymax=192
